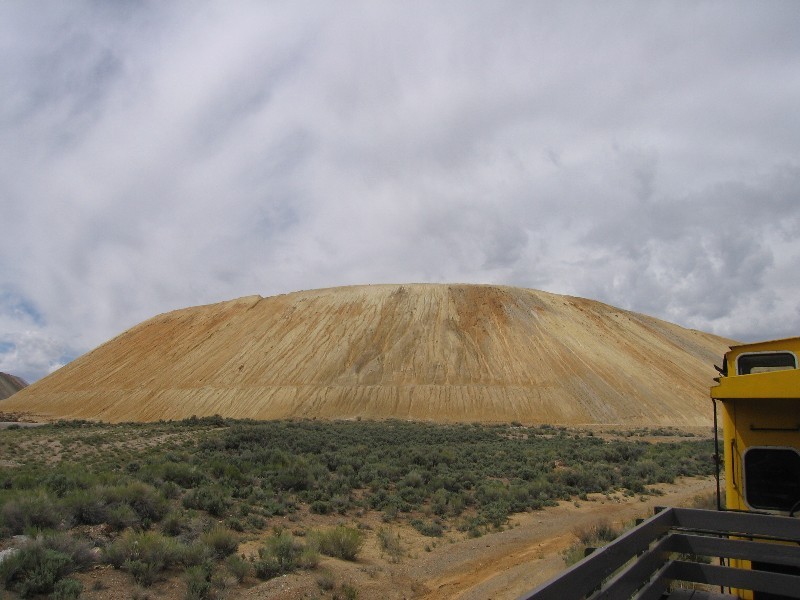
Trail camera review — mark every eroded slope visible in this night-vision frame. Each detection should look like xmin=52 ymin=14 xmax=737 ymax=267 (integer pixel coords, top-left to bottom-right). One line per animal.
xmin=0 ymin=284 xmax=732 ymax=425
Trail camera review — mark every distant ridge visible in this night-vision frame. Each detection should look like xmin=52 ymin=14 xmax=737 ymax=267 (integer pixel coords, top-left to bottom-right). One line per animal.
xmin=0 ymin=372 xmax=28 ymax=400
xmin=0 ymin=284 xmax=733 ymax=426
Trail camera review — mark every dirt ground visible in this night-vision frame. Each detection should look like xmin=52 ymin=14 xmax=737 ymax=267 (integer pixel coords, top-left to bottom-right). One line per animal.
xmin=63 ymin=476 xmax=715 ymax=600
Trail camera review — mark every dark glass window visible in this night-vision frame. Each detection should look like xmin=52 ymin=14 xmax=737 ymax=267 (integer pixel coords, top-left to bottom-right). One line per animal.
xmin=744 ymin=448 xmax=800 ymax=512
xmin=737 ymin=352 xmax=796 ymax=375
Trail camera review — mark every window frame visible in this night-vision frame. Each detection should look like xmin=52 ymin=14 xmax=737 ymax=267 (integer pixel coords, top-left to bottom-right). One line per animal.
xmin=735 ymin=351 xmax=798 ymax=375
xmin=742 ymin=445 xmax=800 ymax=514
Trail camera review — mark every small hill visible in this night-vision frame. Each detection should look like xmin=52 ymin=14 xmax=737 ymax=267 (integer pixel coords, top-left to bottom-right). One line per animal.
xmin=0 ymin=284 xmax=733 ymax=426
xmin=0 ymin=372 xmax=27 ymax=401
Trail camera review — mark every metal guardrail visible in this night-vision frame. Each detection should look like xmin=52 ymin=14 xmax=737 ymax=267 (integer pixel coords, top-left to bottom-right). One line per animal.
xmin=518 ymin=507 xmax=800 ymax=600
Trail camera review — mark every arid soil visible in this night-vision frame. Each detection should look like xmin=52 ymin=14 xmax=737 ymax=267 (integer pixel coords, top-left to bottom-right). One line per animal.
xmin=1 ymin=284 xmax=732 ymax=426
xmin=62 ymin=477 xmax=715 ymax=600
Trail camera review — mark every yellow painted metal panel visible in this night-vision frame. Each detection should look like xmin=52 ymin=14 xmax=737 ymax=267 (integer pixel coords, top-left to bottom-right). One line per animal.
xmin=712 ymin=336 xmax=799 ymax=599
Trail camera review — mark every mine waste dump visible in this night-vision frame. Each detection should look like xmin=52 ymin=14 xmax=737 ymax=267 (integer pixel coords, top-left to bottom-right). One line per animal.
xmin=0 ymin=284 xmax=732 ymax=425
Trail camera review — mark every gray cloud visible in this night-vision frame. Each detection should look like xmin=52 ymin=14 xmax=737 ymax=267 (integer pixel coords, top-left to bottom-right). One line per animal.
xmin=1 ymin=1 xmax=799 ymax=381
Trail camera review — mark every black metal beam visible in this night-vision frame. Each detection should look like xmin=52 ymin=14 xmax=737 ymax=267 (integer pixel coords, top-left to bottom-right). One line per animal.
xmin=672 ymin=508 xmax=800 ymax=541
xmin=664 ymin=532 xmax=800 ymax=567
xmin=664 ymin=561 xmax=800 ymax=598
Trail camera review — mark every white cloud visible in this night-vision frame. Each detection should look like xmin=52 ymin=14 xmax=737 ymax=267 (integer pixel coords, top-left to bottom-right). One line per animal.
xmin=1 ymin=1 xmax=799 ymax=380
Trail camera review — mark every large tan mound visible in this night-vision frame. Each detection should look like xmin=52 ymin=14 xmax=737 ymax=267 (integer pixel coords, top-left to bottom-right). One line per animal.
xmin=0 ymin=284 xmax=732 ymax=425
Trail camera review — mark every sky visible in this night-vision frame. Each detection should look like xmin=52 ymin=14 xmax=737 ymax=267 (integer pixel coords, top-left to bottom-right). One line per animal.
xmin=1 ymin=1 xmax=799 ymax=383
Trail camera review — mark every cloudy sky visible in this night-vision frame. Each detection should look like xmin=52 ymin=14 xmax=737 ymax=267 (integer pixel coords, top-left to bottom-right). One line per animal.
xmin=1 ymin=1 xmax=799 ymax=382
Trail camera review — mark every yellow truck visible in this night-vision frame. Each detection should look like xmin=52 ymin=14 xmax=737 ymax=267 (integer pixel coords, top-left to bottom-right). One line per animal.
xmin=712 ymin=337 xmax=800 ymax=517
xmin=711 ymin=337 xmax=800 ymax=599
xmin=520 ymin=337 xmax=800 ymax=600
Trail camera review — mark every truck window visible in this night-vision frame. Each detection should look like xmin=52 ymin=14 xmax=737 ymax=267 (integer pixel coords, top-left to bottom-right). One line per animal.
xmin=737 ymin=352 xmax=796 ymax=375
xmin=744 ymin=447 xmax=800 ymax=512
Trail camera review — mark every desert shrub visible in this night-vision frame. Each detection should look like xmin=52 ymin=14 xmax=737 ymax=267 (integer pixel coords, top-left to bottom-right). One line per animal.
xmin=410 ymin=519 xmax=444 ymax=537
xmin=182 ymin=486 xmax=230 ymax=517
xmin=161 ymin=511 xmax=189 ymax=537
xmin=224 ymin=516 xmax=245 ymax=532
xmin=691 ymin=491 xmax=720 ymax=510
xmin=337 ymin=582 xmax=359 ymax=600
xmin=481 ymin=500 xmax=510 ymax=528
xmin=246 ymin=514 xmax=266 ymax=530
xmin=106 ymin=481 xmax=169 ymax=525
xmin=0 ymin=546 xmax=70 ymax=597
xmin=563 ymin=518 xmax=625 ymax=566
xmin=184 ymin=565 xmax=212 ymax=600
xmin=254 ymin=531 xmax=302 ymax=579
xmin=0 ymin=418 xmax=716 ymax=549
xmin=50 ymin=577 xmax=83 ymax=599
xmin=313 ymin=526 xmax=363 ymax=561
xmin=1 ymin=491 xmax=63 ymax=534
xmin=316 ymin=568 xmax=335 ymax=590
xmin=66 ymin=488 xmax=109 ymax=525
xmin=310 ymin=500 xmax=332 ymax=514
xmin=124 ymin=559 xmax=162 ymax=588
xmin=160 ymin=480 xmax=181 ymax=499
xmin=162 ymin=462 xmax=207 ymax=489
xmin=297 ymin=545 xmax=320 ymax=569
xmin=0 ymin=534 xmax=92 ymax=597
xmin=175 ymin=541 xmax=213 ymax=568
xmin=43 ymin=472 xmax=85 ymax=499
xmin=200 ymin=526 xmax=239 ymax=559
xmin=104 ymin=533 xmax=142 ymax=567
xmin=106 ymin=503 xmax=140 ymax=531
xmin=35 ymin=533 xmax=95 ymax=572
xmin=225 ymin=554 xmax=250 ymax=582
xmin=104 ymin=531 xmax=179 ymax=586
xmin=376 ymin=527 xmax=403 ymax=562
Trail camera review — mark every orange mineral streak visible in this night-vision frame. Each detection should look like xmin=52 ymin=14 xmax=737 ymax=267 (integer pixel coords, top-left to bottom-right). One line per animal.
xmin=0 ymin=284 xmax=733 ymax=425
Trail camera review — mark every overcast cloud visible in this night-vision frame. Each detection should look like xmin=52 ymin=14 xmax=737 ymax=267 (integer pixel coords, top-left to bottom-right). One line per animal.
xmin=2 ymin=1 xmax=799 ymax=382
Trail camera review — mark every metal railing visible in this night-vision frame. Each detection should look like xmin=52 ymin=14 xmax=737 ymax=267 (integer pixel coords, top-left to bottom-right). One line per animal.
xmin=518 ymin=507 xmax=800 ymax=600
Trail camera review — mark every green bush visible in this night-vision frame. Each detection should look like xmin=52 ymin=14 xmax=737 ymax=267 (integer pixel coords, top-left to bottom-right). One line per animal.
xmin=161 ymin=462 xmax=207 ymax=489
xmin=297 ymin=545 xmax=320 ymax=569
xmin=316 ymin=568 xmax=335 ymax=590
xmin=225 ymin=554 xmax=250 ymax=583
xmin=376 ymin=527 xmax=403 ymax=562
xmin=563 ymin=518 xmax=624 ymax=566
xmin=176 ymin=542 xmax=212 ymax=568
xmin=104 ymin=530 xmax=179 ymax=586
xmin=0 ymin=534 xmax=92 ymax=598
xmin=1 ymin=547 xmax=71 ymax=597
xmin=105 ymin=481 xmax=169 ymax=525
xmin=182 ymin=486 xmax=230 ymax=517
xmin=1 ymin=491 xmax=63 ymax=534
xmin=410 ymin=519 xmax=444 ymax=537
xmin=124 ymin=559 xmax=161 ymax=587
xmin=0 ymin=418 xmax=715 ymax=552
xmin=106 ymin=503 xmax=139 ymax=531
xmin=66 ymin=489 xmax=109 ymax=525
xmin=254 ymin=531 xmax=302 ymax=580
xmin=338 ymin=582 xmax=359 ymax=599
xmin=184 ymin=565 xmax=212 ymax=600
xmin=200 ymin=526 xmax=239 ymax=559
xmin=161 ymin=511 xmax=189 ymax=537
xmin=314 ymin=526 xmax=363 ymax=561
xmin=50 ymin=577 xmax=83 ymax=599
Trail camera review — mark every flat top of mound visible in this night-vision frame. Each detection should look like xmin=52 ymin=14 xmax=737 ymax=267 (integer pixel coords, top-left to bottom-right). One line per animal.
xmin=0 ymin=284 xmax=733 ymax=425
